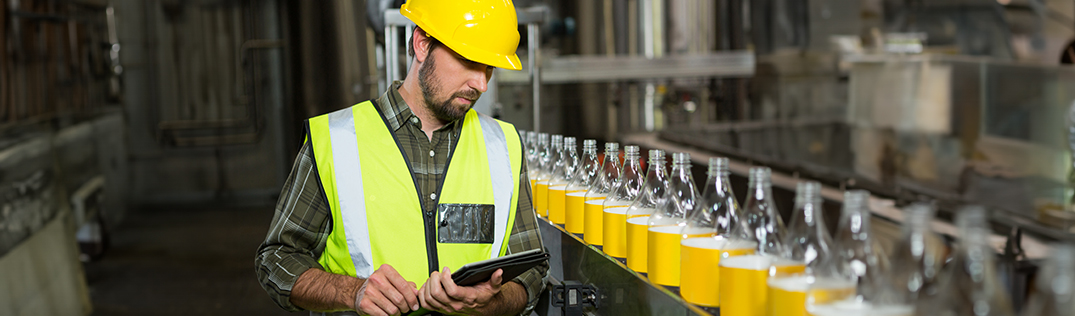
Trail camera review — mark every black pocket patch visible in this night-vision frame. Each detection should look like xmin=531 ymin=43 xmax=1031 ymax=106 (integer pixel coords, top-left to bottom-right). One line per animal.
xmin=437 ymin=204 xmax=495 ymax=243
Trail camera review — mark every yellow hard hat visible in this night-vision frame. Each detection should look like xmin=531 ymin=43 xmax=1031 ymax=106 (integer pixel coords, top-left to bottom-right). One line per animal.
xmin=401 ymin=0 xmax=523 ymax=71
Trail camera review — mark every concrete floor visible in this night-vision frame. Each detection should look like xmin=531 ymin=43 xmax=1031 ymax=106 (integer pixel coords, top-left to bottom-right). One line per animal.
xmin=84 ymin=205 xmax=294 ymax=315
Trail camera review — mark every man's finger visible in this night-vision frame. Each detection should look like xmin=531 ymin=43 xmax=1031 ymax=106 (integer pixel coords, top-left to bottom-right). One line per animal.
xmin=428 ymin=269 xmax=454 ymax=309
xmin=383 ymin=267 xmax=419 ymax=309
xmin=489 ymin=268 xmax=504 ymax=288
xmin=440 ymin=266 xmax=464 ymax=300
xmin=420 ymin=280 xmax=450 ymax=313
xmin=417 ymin=283 xmax=429 ymax=311
xmin=379 ymin=282 xmax=411 ymax=314
xmin=365 ymin=289 xmax=399 ymax=316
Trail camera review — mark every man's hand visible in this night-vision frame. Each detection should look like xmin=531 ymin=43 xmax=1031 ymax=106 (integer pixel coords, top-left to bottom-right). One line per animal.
xmin=354 ymin=264 xmax=420 ymax=316
xmin=418 ymin=267 xmax=504 ymax=315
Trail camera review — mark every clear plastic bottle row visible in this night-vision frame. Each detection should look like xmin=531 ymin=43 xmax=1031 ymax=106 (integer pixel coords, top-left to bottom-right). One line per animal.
xmin=518 ymin=131 xmax=1071 ymax=316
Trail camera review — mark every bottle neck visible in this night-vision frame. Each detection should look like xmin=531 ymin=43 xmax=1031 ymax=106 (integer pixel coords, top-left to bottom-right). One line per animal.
xmin=747 ymin=179 xmax=774 ymax=205
xmin=711 ymin=171 xmax=732 ymax=196
xmin=670 ymin=164 xmax=698 ymax=202
xmin=623 ymin=154 xmax=642 ymax=177
xmin=672 ymin=162 xmax=691 ymax=178
xmin=598 ymin=151 xmax=621 ymax=189
xmin=842 ymin=209 xmax=870 ymax=242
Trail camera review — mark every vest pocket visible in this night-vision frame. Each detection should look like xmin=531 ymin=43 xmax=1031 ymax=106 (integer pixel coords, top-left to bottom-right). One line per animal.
xmin=437 ymin=204 xmax=495 ymax=243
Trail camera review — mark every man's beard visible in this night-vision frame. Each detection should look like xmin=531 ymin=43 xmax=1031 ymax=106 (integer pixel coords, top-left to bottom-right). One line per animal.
xmin=418 ymin=54 xmax=481 ymax=122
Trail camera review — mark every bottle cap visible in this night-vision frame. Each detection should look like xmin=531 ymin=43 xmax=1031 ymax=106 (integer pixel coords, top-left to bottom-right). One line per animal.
xmin=672 ymin=152 xmax=690 ymax=165
xmin=551 ymin=134 xmax=563 ymax=145
xmin=708 ymin=157 xmax=730 ymax=175
xmin=795 ymin=181 xmax=821 ymax=205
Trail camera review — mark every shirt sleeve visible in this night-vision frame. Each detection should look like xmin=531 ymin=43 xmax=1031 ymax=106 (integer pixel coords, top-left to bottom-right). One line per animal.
xmin=254 ymin=141 xmax=333 ymax=312
xmin=506 ymin=155 xmax=549 ymax=316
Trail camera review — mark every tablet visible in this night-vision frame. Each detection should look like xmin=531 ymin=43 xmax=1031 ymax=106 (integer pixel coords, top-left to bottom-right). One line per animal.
xmin=451 ymin=249 xmax=549 ymax=286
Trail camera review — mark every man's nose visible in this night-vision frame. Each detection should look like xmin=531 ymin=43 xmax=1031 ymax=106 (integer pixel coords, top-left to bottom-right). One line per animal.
xmin=467 ymin=67 xmax=489 ymax=93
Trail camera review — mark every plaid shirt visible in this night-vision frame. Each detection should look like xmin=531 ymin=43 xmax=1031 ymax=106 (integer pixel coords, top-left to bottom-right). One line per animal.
xmin=255 ymin=82 xmax=546 ymax=314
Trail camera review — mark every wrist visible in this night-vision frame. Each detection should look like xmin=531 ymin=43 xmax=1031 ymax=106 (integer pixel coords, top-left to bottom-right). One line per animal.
xmin=347 ymin=278 xmax=367 ymax=311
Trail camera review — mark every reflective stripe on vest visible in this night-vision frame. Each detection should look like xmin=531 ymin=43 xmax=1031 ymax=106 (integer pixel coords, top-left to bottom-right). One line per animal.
xmin=308 ymin=101 xmax=522 ymax=285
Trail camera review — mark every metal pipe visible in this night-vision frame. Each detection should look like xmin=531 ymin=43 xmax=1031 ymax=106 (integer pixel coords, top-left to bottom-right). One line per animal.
xmin=528 ymin=22 xmax=540 ymax=132
xmin=641 ymin=0 xmax=656 ymax=131
xmin=385 ymin=25 xmax=396 ymax=85
xmin=405 ymin=24 xmax=414 ymax=74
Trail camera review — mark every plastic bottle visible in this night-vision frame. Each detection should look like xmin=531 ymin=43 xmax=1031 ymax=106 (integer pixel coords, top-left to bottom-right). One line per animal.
xmin=583 ymin=142 xmax=621 ymax=245
xmin=765 ymin=181 xmax=837 ymax=316
xmin=532 ymin=133 xmax=551 ymax=217
xmin=833 ymin=190 xmax=889 ymax=301
xmin=565 ymin=140 xmax=600 ymax=233
xmin=525 ymin=131 xmax=538 ymax=188
xmin=602 ymin=145 xmax=644 ymax=258
xmin=548 ymin=137 xmax=579 ymax=224
xmin=1021 ymin=244 xmax=1075 ymax=316
xmin=914 ymin=206 xmax=1014 ymax=316
xmin=625 ymin=149 xmax=669 ymax=272
xmin=646 ymin=152 xmax=702 ymax=287
xmin=806 ymin=190 xmax=910 ymax=316
xmin=679 ymin=157 xmax=743 ymax=307
xmin=719 ymin=167 xmax=801 ymax=316
xmin=888 ymin=203 xmax=943 ymax=304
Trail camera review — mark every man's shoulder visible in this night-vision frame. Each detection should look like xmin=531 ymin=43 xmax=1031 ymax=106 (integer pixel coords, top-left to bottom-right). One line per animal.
xmin=307 ymin=101 xmax=377 ymax=121
xmin=472 ymin=111 xmax=519 ymax=135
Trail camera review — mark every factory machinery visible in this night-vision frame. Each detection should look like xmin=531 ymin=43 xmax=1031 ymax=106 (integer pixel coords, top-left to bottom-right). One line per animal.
xmin=376 ymin=0 xmax=1075 ymax=315
xmin=523 ymin=130 xmax=1062 ymax=316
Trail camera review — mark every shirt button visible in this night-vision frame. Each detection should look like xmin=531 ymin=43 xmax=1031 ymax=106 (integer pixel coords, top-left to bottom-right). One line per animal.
xmin=410 ymin=117 xmax=419 ymax=124
xmin=429 ymin=150 xmax=435 ymax=157
xmin=430 ymin=193 xmax=437 ymax=200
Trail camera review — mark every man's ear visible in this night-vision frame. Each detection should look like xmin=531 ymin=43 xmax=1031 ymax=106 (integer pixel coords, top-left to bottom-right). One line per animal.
xmin=413 ymin=28 xmax=431 ymax=63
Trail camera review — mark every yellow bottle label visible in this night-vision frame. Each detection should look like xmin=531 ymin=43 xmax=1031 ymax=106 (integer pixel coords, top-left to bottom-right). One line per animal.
xmin=768 ymin=275 xmax=856 ymax=316
xmin=583 ymin=199 xmax=605 ymax=245
xmin=720 ymin=255 xmax=807 ymax=316
xmin=680 ymin=238 xmax=755 ymax=307
xmin=534 ymin=181 xmax=549 ymax=217
xmin=547 ymin=185 xmax=568 ymax=224
xmin=647 ymin=226 xmax=684 ymax=286
xmin=601 ymin=205 xmax=630 ymax=258
xmin=565 ymin=191 xmax=587 ymax=233
xmin=626 ymin=216 xmax=650 ymax=272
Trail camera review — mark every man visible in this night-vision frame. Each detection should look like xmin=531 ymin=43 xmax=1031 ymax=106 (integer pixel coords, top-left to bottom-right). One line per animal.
xmin=255 ymin=1 xmax=547 ymax=315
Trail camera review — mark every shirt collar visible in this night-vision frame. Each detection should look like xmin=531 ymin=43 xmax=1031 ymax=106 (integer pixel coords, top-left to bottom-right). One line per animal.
xmin=375 ymin=80 xmax=463 ymax=133
xmin=374 ymin=81 xmax=414 ymax=132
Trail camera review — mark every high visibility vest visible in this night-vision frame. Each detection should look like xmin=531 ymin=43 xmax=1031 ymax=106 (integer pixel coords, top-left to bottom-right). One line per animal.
xmin=307 ymin=101 xmax=523 ymax=285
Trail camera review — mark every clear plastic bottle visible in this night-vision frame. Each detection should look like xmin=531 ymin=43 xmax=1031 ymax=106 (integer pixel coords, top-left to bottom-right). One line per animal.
xmin=525 ymin=131 xmax=539 ymax=188
xmin=647 ymin=152 xmax=702 ymax=287
xmin=719 ymin=167 xmax=802 ymax=316
xmin=1021 ymin=244 xmax=1075 ymax=316
xmin=565 ymin=140 xmax=599 ymax=234
xmin=834 ymin=190 xmax=889 ymax=302
xmin=915 ymin=206 xmax=1014 ymax=316
xmin=680 ymin=157 xmax=744 ymax=307
xmin=806 ymin=190 xmax=910 ymax=316
xmin=888 ymin=203 xmax=944 ymax=304
xmin=799 ymin=261 xmax=859 ymax=316
xmin=548 ymin=137 xmax=579 ymax=225
xmin=763 ymin=181 xmax=835 ymax=316
xmin=601 ymin=146 xmax=644 ymax=258
xmin=786 ymin=181 xmax=834 ymax=270
xmin=532 ymin=133 xmax=551 ymax=217
xmin=583 ymin=142 xmax=621 ymax=245
xmin=625 ymin=149 xmax=669 ymax=272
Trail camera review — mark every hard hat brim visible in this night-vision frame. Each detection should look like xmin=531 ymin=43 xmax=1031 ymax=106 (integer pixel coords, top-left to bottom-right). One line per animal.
xmin=400 ymin=2 xmax=523 ymax=71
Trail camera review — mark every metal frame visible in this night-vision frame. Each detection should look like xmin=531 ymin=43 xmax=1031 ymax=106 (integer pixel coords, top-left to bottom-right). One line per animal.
xmin=383 ymin=8 xmax=546 ymax=131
